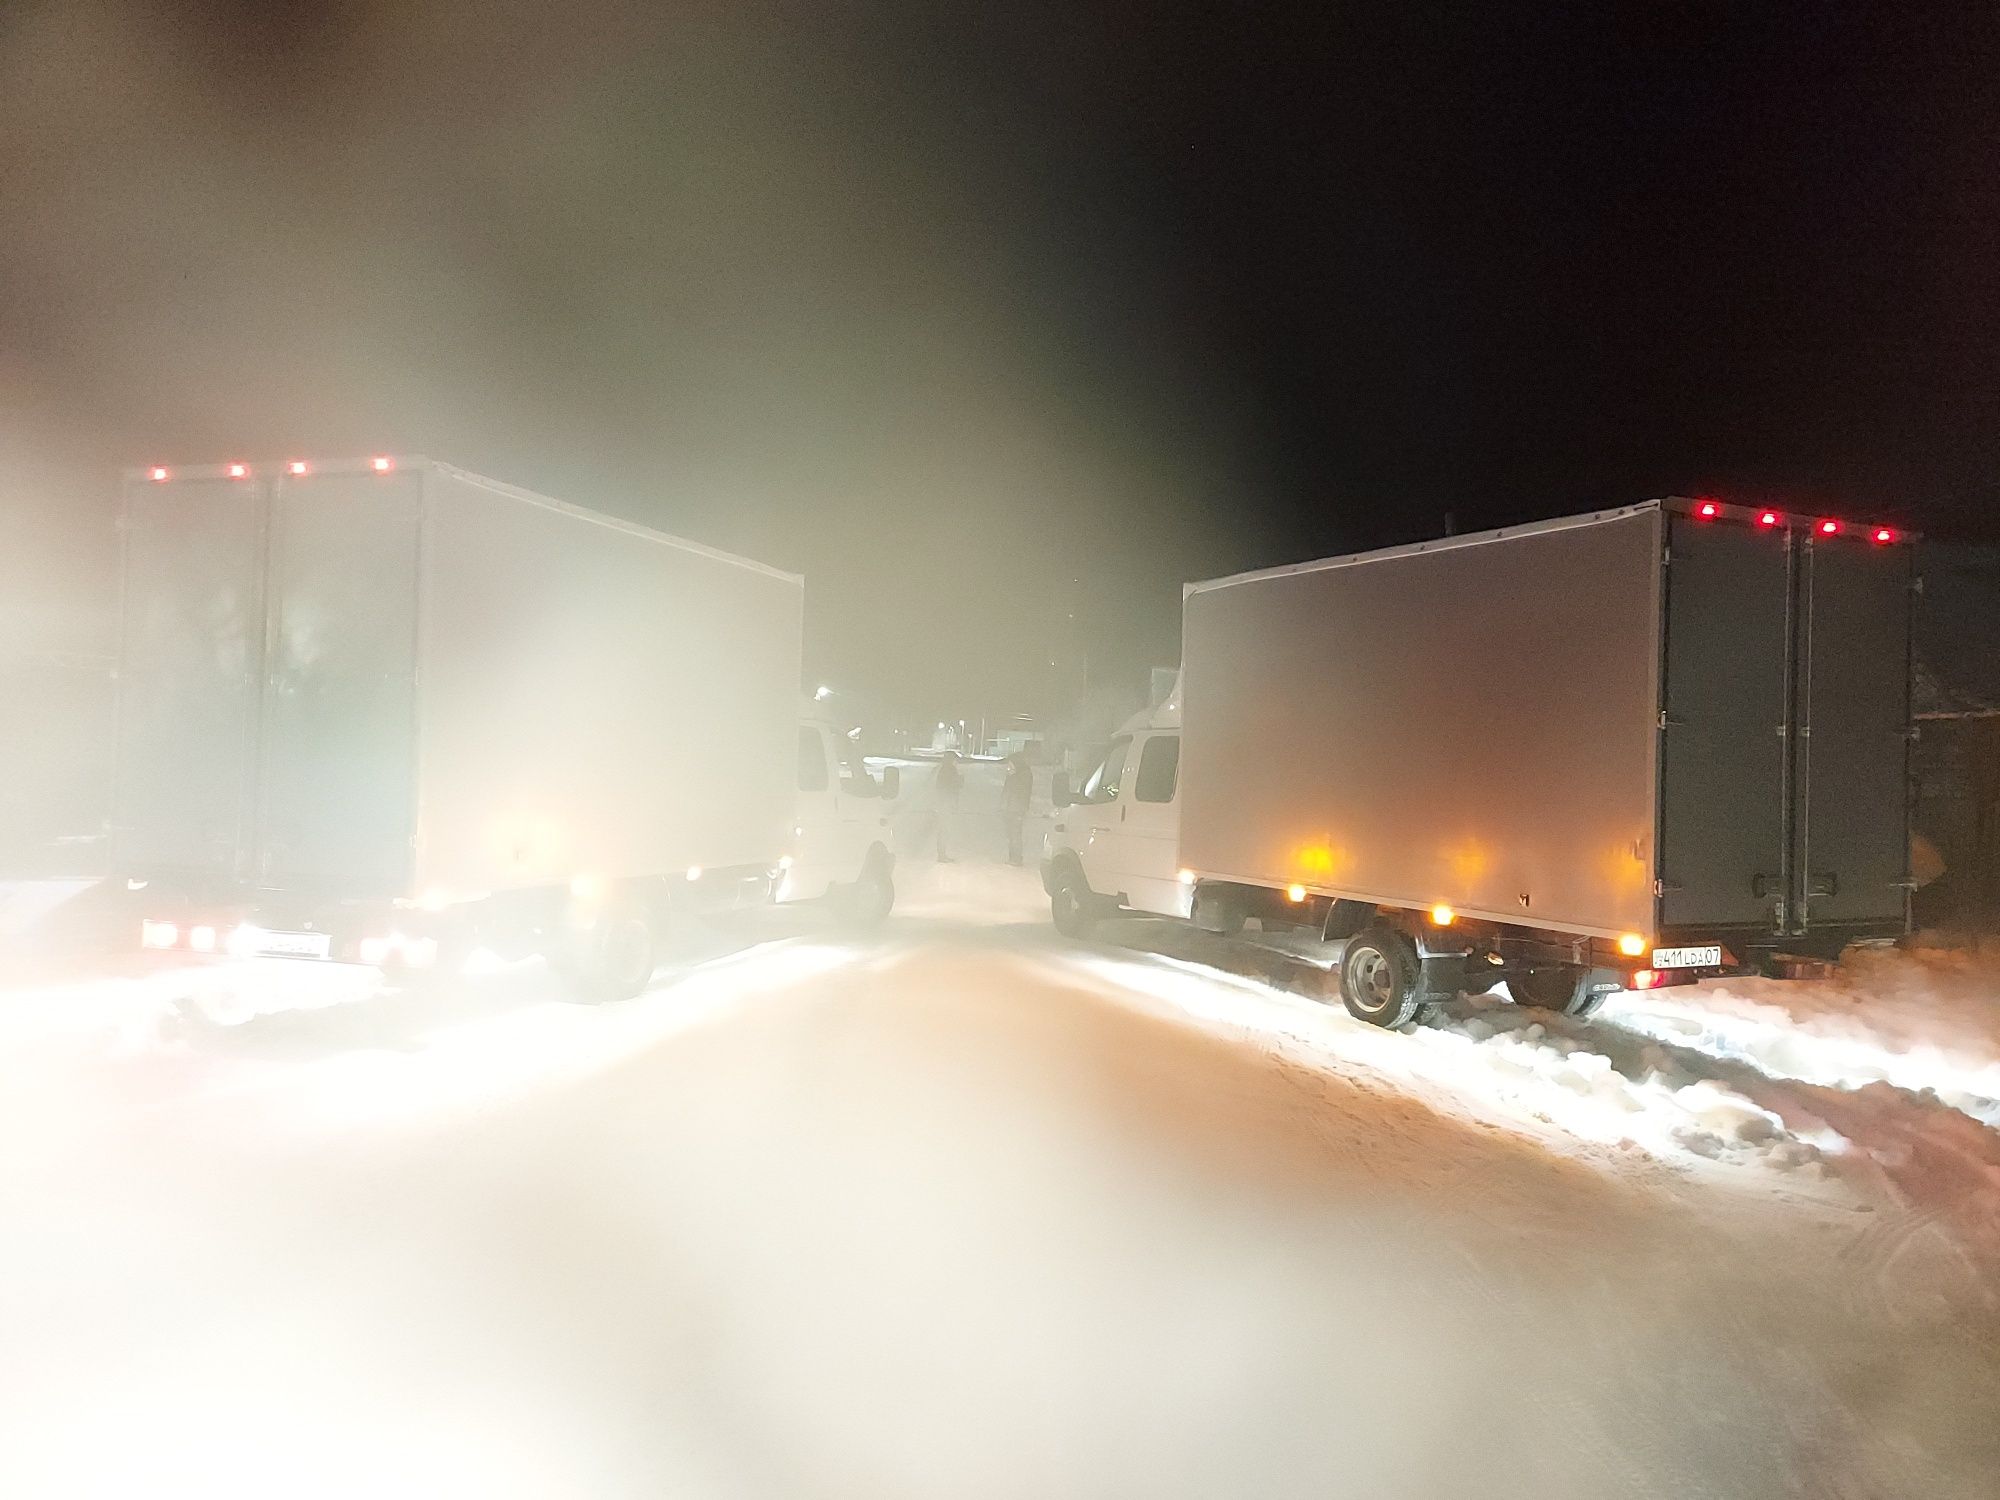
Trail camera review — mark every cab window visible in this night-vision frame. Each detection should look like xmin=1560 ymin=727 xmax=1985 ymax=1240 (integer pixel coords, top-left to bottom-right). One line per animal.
xmin=1079 ymin=737 xmax=1130 ymax=803
xmin=797 ymin=726 xmax=829 ymax=792
xmin=1134 ymin=734 xmax=1180 ymax=804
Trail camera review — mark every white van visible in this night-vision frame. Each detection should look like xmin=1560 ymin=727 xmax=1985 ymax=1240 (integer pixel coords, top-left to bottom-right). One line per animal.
xmin=1040 ymin=692 xmax=1190 ymax=935
xmin=778 ymin=712 xmax=900 ymax=925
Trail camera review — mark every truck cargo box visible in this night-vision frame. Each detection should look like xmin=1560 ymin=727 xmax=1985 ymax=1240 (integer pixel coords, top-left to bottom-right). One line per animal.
xmin=1179 ymin=501 xmax=1913 ymax=951
xmin=114 ymin=459 xmax=802 ymax=901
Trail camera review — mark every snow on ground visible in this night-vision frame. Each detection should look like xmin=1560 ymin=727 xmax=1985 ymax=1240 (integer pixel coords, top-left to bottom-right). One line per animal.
xmin=1601 ymin=944 xmax=2000 ymax=1124
xmin=3 ymin=847 xmax=1999 ymax=1495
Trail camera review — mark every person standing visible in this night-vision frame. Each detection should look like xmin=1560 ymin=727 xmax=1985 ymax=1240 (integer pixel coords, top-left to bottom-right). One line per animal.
xmin=932 ymin=751 xmax=963 ymax=863
xmin=1002 ymin=752 xmax=1033 ymax=866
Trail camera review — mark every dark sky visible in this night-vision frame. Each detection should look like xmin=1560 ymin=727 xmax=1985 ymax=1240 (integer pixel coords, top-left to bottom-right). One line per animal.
xmin=5 ymin=1 xmax=1997 ymax=720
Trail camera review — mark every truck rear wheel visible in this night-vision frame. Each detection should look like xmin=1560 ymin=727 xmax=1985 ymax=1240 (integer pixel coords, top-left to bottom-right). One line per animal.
xmin=1191 ymin=884 xmax=1245 ymax=936
xmin=1509 ymin=964 xmax=1606 ymax=1019
xmin=564 ymin=902 xmax=658 ymax=1002
xmin=836 ymin=860 xmax=895 ymax=929
xmin=1050 ymin=868 xmax=1096 ymax=940
xmin=1337 ymin=924 xmax=1423 ymax=1028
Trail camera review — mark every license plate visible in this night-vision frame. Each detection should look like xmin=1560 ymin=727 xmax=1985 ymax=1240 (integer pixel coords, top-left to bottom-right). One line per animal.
xmin=1651 ymin=945 xmax=1721 ymax=970
xmin=253 ymin=929 xmax=333 ymax=960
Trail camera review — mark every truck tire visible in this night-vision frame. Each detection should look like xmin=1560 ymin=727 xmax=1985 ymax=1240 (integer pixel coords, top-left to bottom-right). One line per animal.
xmin=1191 ymin=884 xmax=1245 ymax=936
xmin=1509 ymin=964 xmax=1606 ymax=1019
xmin=1050 ymin=867 xmax=1097 ymax=940
xmin=565 ymin=903 xmax=658 ymax=1002
xmin=1338 ymin=924 xmax=1424 ymax=1028
xmin=836 ymin=860 xmax=895 ymax=929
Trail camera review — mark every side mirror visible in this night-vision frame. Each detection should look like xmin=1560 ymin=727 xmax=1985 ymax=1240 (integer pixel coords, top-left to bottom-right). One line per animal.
xmin=1051 ymin=770 xmax=1073 ymax=808
xmin=878 ymin=765 xmax=901 ymax=800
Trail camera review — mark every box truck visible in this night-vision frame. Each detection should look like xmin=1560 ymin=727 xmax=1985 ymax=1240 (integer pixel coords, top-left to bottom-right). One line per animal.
xmin=115 ymin=456 xmax=895 ymax=998
xmin=1042 ymin=499 xmax=1914 ymax=1026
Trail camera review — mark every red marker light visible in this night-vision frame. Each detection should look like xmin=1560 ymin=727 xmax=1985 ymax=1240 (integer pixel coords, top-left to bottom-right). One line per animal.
xmin=1817 ymin=518 xmax=1840 ymax=536
xmin=1632 ymin=969 xmax=1659 ymax=991
xmin=370 ymin=455 xmax=393 ymax=472
xmin=149 ymin=466 xmax=169 ymax=482
xmin=288 ymin=460 xmax=309 ymax=475
xmin=1696 ymin=500 xmax=1719 ymax=519
xmin=1873 ymin=527 xmax=1895 ymax=544
xmin=227 ymin=463 xmax=248 ymax=479
xmin=1758 ymin=511 xmax=1780 ymax=528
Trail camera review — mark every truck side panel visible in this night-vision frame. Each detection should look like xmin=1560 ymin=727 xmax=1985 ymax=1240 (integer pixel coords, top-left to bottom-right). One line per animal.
xmin=1180 ymin=509 xmax=1662 ymax=938
xmin=412 ymin=468 xmax=803 ymax=896
xmin=254 ymin=469 xmax=421 ymax=893
xmin=113 ymin=477 xmax=265 ymax=879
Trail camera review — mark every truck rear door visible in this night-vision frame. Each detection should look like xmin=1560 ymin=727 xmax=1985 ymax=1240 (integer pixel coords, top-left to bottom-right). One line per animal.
xmin=253 ymin=467 xmax=420 ymax=893
xmin=1659 ymin=511 xmax=1911 ymax=937
xmin=115 ymin=474 xmax=266 ymax=879
xmin=1657 ymin=516 xmax=1792 ymax=929
xmin=1796 ymin=537 xmax=1912 ymax=928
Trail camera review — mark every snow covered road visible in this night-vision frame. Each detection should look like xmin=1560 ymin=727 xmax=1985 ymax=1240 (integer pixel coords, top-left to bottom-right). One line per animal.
xmin=3 ymin=866 xmax=1998 ymax=1497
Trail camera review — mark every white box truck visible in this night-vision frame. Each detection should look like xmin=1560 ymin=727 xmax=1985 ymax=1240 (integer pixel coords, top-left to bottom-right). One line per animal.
xmin=115 ymin=456 xmax=896 ymax=997
xmin=1043 ymin=499 xmax=1914 ymax=1025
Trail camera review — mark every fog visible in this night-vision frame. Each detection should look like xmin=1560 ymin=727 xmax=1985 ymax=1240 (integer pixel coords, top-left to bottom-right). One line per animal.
xmin=1 ymin=1 xmax=1287 ymax=723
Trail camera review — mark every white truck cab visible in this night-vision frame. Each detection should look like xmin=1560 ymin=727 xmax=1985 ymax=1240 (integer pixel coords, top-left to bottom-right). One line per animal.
xmin=779 ymin=713 xmax=899 ymax=924
xmin=1041 ymin=686 xmax=1189 ymax=935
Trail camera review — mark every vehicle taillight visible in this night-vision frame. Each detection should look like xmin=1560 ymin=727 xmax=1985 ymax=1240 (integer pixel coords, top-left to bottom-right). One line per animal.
xmin=1631 ymin=969 xmax=1659 ymax=990
xmin=1817 ymin=518 xmax=1840 ymax=536
xmin=288 ymin=460 xmax=309 ymax=476
xmin=1758 ymin=511 xmax=1780 ymax=528
xmin=140 ymin=919 xmax=179 ymax=950
xmin=149 ymin=466 xmax=169 ymax=482
xmin=371 ymin=456 xmax=394 ymax=472
xmin=1873 ymin=527 xmax=1895 ymax=544
xmin=227 ymin=463 xmax=248 ymax=479
xmin=1696 ymin=500 xmax=1719 ymax=519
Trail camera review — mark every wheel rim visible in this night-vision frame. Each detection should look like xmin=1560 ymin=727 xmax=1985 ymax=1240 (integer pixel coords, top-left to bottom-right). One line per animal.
xmin=1349 ymin=946 xmax=1394 ymax=1013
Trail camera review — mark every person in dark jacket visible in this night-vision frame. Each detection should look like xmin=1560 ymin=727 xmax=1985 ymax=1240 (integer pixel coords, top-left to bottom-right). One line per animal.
xmin=1002 ymin=752 xmax=1033 ymax=866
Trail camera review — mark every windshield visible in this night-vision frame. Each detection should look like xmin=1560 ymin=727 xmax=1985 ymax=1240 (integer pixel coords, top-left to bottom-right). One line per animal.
xmin=1079 ymin=737 xmax=1130 ymax=802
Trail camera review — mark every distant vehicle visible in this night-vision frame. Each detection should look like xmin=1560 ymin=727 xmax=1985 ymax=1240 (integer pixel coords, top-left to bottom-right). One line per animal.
xmin=786 ymin=710 xmax=898 ymax=925
xmin=1043 ymin=500 xmax=1915 ymax=1026
xmin=115 ymin=457 xmax=895 ymax=999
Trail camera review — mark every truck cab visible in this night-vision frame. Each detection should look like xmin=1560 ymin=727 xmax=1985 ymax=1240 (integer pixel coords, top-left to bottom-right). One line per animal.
xmin=1040 ymin=690 xmax=1189 ymax=934
xmin=779 ymin=713 xmax=899 ymax=924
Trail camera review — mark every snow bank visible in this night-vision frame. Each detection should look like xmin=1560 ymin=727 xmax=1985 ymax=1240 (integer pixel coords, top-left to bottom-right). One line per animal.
xmin=1079 ymin=947 xmax=1829 ymax=1181
xmin=1601 ymin=945 xmax=2000 ymax=1125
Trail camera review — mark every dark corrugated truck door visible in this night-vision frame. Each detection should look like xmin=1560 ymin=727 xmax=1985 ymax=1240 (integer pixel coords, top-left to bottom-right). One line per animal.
xmin=1796 ymin=537 xmax=1912 ymax=931
xmin=115 ymin=473 xmax=267 ymax=879
xmin=253 ymin=465 xmax=421 ymax=893
xmin=1658 ymin=515 xmax=1792 ymax=929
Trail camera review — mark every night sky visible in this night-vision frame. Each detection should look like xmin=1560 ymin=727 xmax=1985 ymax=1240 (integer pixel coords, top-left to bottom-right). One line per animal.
xmin=5 ymin=2 xmax=1997 ymax=720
